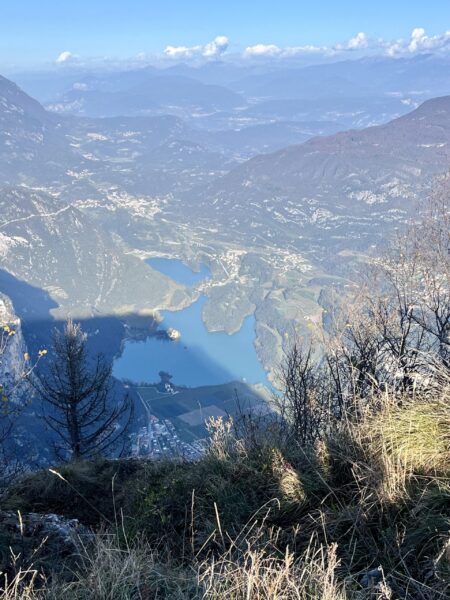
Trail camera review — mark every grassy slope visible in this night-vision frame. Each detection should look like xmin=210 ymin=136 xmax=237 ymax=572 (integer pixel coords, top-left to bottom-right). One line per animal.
xmin=2 ymin=389 xmax=450 ymax=599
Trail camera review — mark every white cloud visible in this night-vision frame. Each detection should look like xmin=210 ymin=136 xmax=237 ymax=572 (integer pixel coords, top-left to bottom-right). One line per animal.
xmin=336 ymin=32 xmax=369 ymax=51
xmin=384 ymin=40 xmax=401 ymax=57
xmin=286 ymin=44 xmax=328 ymax=55
xmin=244 ymin=29 xmax=450 ymax=60
xmin=164 ymin=36 xmax=229 ymax=59
xmin=244 ymin=33 xmax=369 ymax=58
xmin=409 ymin=27 xmax=427 ymax=52
xmin=244 ymin=44 xmax=282 ymax=57
xmin=164 ymin=45 xmax=201 ymax=59
xmin=386 ymin=28 xmax=450 ymax=56
xmin=203 ymin=35 xmax=229 ymax=57
xmin=244 ymin=42 xmax=327 ymax=58
xmin=408 ymin=27 xmax=450 ymax=52
xmin=55 ymin=50 xmax=75 ymax=64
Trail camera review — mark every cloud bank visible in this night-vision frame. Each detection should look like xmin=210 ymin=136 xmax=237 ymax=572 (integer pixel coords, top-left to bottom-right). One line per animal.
xmin=53 ymin=28 xmax=450 ymax=70
xmin=243 ymin=32 xmax=372 ymax=58
xmin=244 ymin=28 xmax=450 ymax=59
xmin=164 ymin=36 xmax=229 ymax=59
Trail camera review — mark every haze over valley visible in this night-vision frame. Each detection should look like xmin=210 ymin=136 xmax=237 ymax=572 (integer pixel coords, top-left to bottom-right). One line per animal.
xmin=1 ymin=19 xmax=450 ymax=448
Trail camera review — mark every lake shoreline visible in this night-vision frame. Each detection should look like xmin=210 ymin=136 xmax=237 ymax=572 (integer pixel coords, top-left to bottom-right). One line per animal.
xmin=114 ymin=257 xmax=271 ymax=389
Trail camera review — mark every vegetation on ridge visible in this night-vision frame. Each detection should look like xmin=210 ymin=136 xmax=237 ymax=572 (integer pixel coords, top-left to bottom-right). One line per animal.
xmin=2 ymin=381 xmax=450 ymax=598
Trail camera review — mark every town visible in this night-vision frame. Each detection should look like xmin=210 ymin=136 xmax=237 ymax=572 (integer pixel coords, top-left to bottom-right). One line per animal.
xmin=130 ymin=413 xmax=206 ymax=460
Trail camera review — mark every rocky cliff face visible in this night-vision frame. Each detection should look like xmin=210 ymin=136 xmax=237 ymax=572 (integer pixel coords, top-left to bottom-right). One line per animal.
xmin=0 ymin=292 xmax=27 ymax=401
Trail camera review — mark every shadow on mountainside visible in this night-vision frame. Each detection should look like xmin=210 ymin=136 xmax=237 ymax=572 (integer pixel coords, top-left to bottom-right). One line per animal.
xmin=0 ymin=269 xmax=269 ymax=464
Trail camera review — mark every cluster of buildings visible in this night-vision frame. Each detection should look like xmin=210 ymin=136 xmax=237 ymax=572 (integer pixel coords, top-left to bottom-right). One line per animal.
xmin=130 ymin=414 xmax=205 ymax=461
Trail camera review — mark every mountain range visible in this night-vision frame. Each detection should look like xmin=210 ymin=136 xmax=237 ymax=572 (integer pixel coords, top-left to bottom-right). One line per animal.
xmin=1 ymin=58 xmax=450 ymax=382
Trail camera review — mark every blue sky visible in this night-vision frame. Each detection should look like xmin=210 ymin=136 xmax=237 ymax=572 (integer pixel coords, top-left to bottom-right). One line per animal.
xmin=2 ymin=0 xmax=450 ymax=69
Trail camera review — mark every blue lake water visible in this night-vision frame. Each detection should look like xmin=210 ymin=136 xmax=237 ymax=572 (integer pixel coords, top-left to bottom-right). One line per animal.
xmin=146 ymin=258 xmax=211 ymax=286
xmin=114 ymin=257 xmax=269 ymax=387
xmin=114 ymin=296 xmax=270 ymax=387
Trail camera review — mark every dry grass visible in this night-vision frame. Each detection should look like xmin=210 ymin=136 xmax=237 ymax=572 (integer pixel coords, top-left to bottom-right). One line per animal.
xmin=198 ymin=534 xmax=346 ymax=600
xmin=0 ymin=568 xmax=42 ymax=600
xmin=2 ymin=382 xmax=450 ymax=599
xmin=43 ymin=535 xmax=198 ymax=599
xmin=1 ymin=527 xmax=349 ymax=600
xmin=376 ymin=399 xmax=450 ymax=475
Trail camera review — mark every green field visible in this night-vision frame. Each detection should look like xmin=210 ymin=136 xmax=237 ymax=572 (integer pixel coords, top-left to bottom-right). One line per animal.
xmin=136 ymin=381 xmax=271 ymax=442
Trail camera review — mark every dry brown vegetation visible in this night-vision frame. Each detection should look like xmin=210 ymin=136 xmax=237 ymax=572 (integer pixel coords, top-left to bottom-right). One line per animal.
xmin=2 ymin=380 xmax=450 ymax=599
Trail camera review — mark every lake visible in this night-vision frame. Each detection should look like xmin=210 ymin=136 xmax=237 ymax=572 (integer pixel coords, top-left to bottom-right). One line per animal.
xmin=114 ymin=258 xmax=270 ymax=388
xmin=146 ymin=257 xmax=211 ymax=285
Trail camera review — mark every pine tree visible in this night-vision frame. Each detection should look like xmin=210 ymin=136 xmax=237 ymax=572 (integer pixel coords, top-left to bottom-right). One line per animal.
xmin=37 ymin=320 xmax=132 ymax=461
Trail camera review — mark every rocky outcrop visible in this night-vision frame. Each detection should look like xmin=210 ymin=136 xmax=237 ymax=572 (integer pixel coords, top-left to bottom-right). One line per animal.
xmin=0 ymin=293 xmax=26 ymax=399
xmin=0 ymin=510 xmax=91 ymax=578
xmin=0 ymin=292 xmax=27 ymax=402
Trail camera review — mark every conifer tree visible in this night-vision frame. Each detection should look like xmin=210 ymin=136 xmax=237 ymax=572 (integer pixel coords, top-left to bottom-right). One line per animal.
xmin=37 ymin=320 xmax=132 ymax=461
